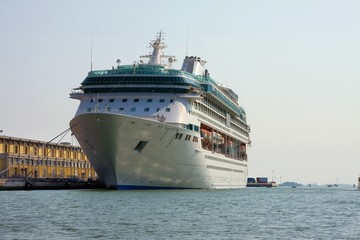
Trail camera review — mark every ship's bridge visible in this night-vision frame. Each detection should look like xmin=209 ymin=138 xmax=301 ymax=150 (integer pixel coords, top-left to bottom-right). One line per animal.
xmin=80 ymin=65 xmax=201 ymax=95
xmin=73 ymin=62 xmax=246 ymax=121
xmin=73 ymin=66 xmax=245 ymax=119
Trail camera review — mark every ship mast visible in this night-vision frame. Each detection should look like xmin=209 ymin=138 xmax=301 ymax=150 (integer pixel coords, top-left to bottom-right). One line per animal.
xmin=140 ymin=30 xmax=176 ymax=65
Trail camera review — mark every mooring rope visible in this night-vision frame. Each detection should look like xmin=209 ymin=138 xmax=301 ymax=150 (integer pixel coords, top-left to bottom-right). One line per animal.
xmin=0 ymin=127 xmax=72 ymax=178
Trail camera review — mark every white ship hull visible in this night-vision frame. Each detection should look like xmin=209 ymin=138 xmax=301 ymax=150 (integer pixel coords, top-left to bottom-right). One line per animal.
xmin=70 ymin=113 xmax=248 ymax=189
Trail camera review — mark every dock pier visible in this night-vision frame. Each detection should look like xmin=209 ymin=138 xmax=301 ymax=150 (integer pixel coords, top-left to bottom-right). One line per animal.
xmin=0 ymin=177 xmax=105 ymax=190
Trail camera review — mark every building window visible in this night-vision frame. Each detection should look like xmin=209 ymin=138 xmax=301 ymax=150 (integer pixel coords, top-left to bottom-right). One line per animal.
xmin=130 ymin=107 xmax=136 ymax=112
xmin=144 ymin=108 xmax=150 ymax=112
xmin=156 ymin=108 xmax=160 ymax=112
xmin=109 ymin=99 xmax=114 ymax=102
xmin=170 ymin=99 xmax=174 ymax=103
xmin=165 ymin=108 xmax=171 ymax=112
xmin=119 ymin=107 xmax=125 ymax=111
xmin=147 ymin=99 xmax=152 ymax=102
xmin=98 ymin=99 xmax=103 ymax=103
xmin=159 ymin=99 xmax=165 ymax=103
xmin=122 ymin=98 xmax=127 ymax=102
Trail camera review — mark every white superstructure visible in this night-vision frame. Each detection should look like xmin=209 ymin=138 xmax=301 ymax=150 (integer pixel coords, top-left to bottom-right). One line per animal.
xmin=70 ymin=32 xmax=251 ymax=189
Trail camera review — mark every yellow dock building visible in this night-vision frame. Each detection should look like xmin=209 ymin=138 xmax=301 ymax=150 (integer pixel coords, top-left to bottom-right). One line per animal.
xmin=0 ymin=135 xmax=97 ymax=180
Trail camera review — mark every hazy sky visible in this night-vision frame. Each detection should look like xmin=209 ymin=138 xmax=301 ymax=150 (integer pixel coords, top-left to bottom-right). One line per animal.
xmin=1 ymin=1 xmax=359 ymax=185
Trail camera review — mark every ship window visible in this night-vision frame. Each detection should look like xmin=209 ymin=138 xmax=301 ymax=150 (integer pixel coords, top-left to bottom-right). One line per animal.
xmin=130 ymin=107 xmax=136 ymax=112
xmin=144 ymin=108 xmax=150 ymax=112
xmin=134 ymin=141 xmax=148 ymax=153
xmin=122 ymin=98 xmax=127 ymax=102
xmin=178 ymin=134 xmax=183 ymax=140
xmin=194 ymin=125 xmax=199 ymax=132
xmin=134 ymin=98 xmax=139 ymax=102
xmin=147 ymin=99 xmax=152 ymax=102
xmin=175 ymin=133 xmax=180 ymax=139
xmin=159 ymin=99 xmax=165 ymax=103
xmin=98 ymin=99 xmax=103 ymax=103
xmin=109 ymin=99 xmax=114 ymax=102
xmin=165 ymin=108 xmax=171 ymax=112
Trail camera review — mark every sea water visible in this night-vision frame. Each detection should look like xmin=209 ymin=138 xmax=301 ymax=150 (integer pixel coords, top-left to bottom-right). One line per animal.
xmin=0 ymin=186 xmax=359 ymax=239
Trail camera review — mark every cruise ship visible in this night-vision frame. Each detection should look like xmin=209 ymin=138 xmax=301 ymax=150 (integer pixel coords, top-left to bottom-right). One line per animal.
xmin=69 ymin=32 xmax=251 ymax=189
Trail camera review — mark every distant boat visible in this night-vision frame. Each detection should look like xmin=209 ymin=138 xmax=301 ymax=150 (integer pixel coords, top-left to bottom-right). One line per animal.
xmin=270 ymin=181 xmax=278 ymax=187
xmin=246 ymin=177 xmax=277 ymax=188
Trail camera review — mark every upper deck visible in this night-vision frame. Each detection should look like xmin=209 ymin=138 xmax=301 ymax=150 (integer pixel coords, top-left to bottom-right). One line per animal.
xmin=85 ymin=64 xmax=217 ymax=86
xmin=71 ymin=32 xmax=247 ymax=120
